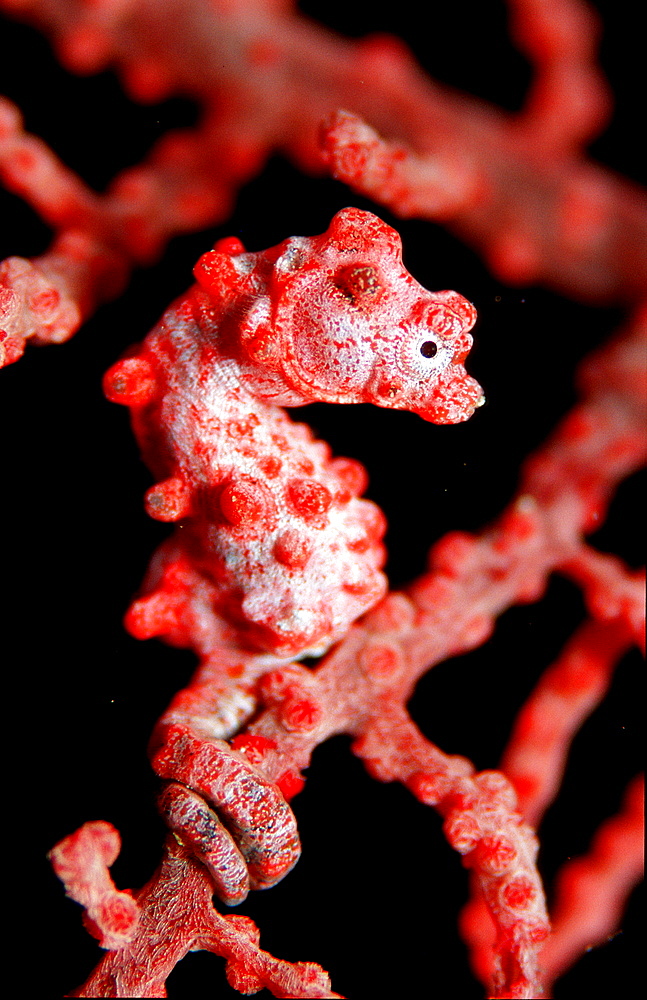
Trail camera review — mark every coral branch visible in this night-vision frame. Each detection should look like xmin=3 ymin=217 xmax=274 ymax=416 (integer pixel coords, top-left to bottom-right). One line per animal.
xmin=501 ymin=619 xmax=635 ymax=827
xmin=321 ymin=109 xmax=647 ymax=303
xmin=354 ymin=711 xmax=550 ymax=1000
xmin=116 ymin=296 xmax=643 ymax=997
xmin=507 ymin=0 xmax=612 ymax=152
xmin=2 ymin=1 xmax=643 ymax=997
xmin=540 ymin=774 xmax=644 ymax=991
xmin=2 ymin=0 xmax=646 ymax=368
xmin=49 ymin=822 xmax=141 ymax=952
xmin=0 ymin=93 xmax=238 ymax=365
xmin=458 ymin=616 xmax=643 ymax=992
xmin=54 ymin=828 xmax=340 ymax=999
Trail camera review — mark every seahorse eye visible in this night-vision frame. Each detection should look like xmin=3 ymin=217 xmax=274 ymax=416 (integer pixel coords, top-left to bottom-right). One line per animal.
xmin=420 ymin=341 xmax=438 ymax=359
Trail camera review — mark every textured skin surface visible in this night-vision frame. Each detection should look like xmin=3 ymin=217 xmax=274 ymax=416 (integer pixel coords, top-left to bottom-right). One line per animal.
xmin=104 ymin=208 xmax=482 ymax=658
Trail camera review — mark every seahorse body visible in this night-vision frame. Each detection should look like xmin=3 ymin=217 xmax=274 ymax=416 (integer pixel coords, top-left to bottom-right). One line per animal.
xmin=104 ymin=208 xmax=482 ymax=658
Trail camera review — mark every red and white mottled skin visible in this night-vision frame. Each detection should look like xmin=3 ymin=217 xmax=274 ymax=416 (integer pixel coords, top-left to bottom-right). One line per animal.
xmin=105 ymin=207 xmax=482 ymax=660
xmin=103 ymin=207 xmax=482 ymax=905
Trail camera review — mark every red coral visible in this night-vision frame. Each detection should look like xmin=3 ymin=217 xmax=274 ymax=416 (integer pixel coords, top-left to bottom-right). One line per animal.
xmin=1 ymin=1 xmax=643 ymax=998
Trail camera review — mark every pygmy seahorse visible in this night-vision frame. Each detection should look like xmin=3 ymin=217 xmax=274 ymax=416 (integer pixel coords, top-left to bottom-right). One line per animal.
xmin=104 ymin=208 xmax=483 ymax=661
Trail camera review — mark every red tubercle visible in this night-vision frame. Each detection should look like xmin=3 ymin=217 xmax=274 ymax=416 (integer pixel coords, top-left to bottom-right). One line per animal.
xmin=219 ymin=478 xmax=271 ymax=528
xmin=346 ymin=535 xmax=371 ymax=554
xmin=144 ymin=477 xmax=192 ymax=522
xmin=443 ymin=811 xmax=482 ymax=854
xmin=213 ymin=236 xmax=247 ymax=256
xmin=91 ymin=893 xmax=139 ymax=937
xmin=409 ymin=573 xmax=456 ymax=612
xmin=121 ymin=58 xmax=174 ymax=105
xmin=125 ymin=591 xmax=180 ymax=640
xmin=343 ymin=576 xmax=382 ymax=598
xmin=276 ymin=770 xmax=306 ymax=801
xmin=527 ymin=921 xmax=551 ymax=945
xmin=257 ymin=667 xmax=302 ymax=703
xmin=273 ymin=530 xmax=312 ymax=569
xmin=226 ymin=413 xmax=261 ymax=439
xmin=256 ymin=663 xmax=312 ymax=707
xmin=470 ymin=836 xmax=518 ymax=877
xmin=230 ymin=733 xmax=278 ymax=765
xmin=366 ymin=592 xmax=415 ymax=632
xmin=407 ymin=770 xmax=452 ymax=806
xmin=475 ymin=771 xmax=519 ymax=810
xmin=358 ymin=502 xmax=388 ymax=543
xmin=561 ymin=408 xmax=598 ymax=442
xmin=441 ymin=784 xmax=479 ymax=815
xmin=103 ymin=356 xmax=157 ymax=406
xmin=258 ymin=455 xmax=282 ymax=477
xmin=193 ymin=249 xmax=243 ymax=302
xmin=501 ymin=877 xmax=537 ymax=911
xmin=329 ymin=456 xmax=369 ymax=496
xmin=270 ymin=434 xmax=289 ymax=452
xmin=333 ymin=488 xmax=352 ymax=505
xmin=460 ymin=614 xmax=494 ymax=650
xmin=359 ymin=642 xmax=403 ymax=678
xmin=285 ymin=478 xmax=333 ymax=521
xmin=279 ymin=690 xmax=323 ymax=732
xmin=334 ymin=263 xmax=384 ymax=305
xmin=436 ymin=292 xmax=478 ymax=331
xmin=493 ymin=496 xmax=542 ymax=553
xmin=296 ymin=457 xmax=315 ymax=476
xmin=428 ymin=531 xmax=478 ymax=577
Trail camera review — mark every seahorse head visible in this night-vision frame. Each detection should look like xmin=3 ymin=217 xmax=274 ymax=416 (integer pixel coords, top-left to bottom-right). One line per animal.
xmin=195 ymin=208 xmax=483 ymax=423
xmin=275 ymin=208 xmax=483 ymax=423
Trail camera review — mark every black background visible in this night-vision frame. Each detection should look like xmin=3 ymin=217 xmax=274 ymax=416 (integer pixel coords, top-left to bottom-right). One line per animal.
xmin=0 ymin=2 xmax=643 ymax=997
